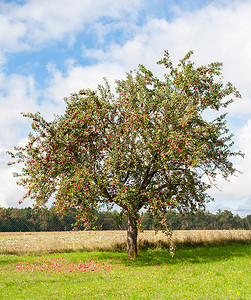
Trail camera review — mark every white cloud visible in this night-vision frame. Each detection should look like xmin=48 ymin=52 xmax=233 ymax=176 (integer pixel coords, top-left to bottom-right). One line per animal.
xmin=236 ymin=197 xmax=251 ymax=216
xmin=80 ymin=0 xmax=251 ymax=109
xmin=0 ymin=0 xmax=142 ymax=52
xmin=44 ymin=60 xmax=125 ymax=102
xmin=208 ymin=118 xmax=251 ymax=214
xmin=0 ymin=151 xmax=22 ymax=208
xmin=0 ymin=73 xmax=37 ymax=148
xmin=0 ymin=70 xmax=67 ymax=208
xmin=0 ymin=13 xmax=28 ymax=52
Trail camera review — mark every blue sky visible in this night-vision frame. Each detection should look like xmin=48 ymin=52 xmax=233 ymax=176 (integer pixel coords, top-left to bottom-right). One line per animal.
xmin=1 ymin=0 xmax=251 ymax=216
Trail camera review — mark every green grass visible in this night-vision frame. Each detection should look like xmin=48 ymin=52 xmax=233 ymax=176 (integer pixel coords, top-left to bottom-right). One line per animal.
xmin=0 ymin=244 xmax=250 ymax=299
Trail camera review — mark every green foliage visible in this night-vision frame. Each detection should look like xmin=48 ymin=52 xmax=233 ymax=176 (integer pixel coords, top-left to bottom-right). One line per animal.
xmin=8 ymin=50 xmax=243 ymax=237
xmin=0 ymin=207 xmax=250 ymax=232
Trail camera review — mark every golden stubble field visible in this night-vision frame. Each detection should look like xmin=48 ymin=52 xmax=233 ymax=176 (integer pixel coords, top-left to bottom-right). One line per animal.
xmin=0 ymin=230 xmax=250 ymax=255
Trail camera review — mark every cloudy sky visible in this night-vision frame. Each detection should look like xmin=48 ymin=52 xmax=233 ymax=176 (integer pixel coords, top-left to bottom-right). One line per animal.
xmin=1 ymin=0 xmax=251 ymax=216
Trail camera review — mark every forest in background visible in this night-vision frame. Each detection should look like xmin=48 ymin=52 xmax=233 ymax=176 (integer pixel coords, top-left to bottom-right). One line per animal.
xmin=0 ymin=207 xmax=250 ymax=232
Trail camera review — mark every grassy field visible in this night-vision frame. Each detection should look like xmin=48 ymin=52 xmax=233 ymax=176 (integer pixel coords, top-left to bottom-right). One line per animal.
xmin=0 ymin=244 xmax=250 ymax=299
xmin=0 ymin=230 xmax=250 ymax=299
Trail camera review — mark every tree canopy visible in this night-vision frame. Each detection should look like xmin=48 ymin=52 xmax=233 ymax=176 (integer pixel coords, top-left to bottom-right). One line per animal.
xmin=8 ymin=51 xmax=243 ymax=258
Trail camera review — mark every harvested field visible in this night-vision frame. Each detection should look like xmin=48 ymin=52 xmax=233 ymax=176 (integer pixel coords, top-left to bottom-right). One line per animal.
xmin=0 ymin=230 xmax=250 ymax=255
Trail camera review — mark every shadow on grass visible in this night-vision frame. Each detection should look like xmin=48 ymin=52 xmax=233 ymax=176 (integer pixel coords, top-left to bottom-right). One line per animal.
xmin=1 ymin=242 xmax=250 ymax=268
xmin=87 ymin=243 xmax=251 ymax=267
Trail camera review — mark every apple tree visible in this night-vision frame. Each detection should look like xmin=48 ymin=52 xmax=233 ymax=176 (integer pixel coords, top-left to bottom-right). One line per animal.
xmin=8 ymin=51 xmax=242 ymax=258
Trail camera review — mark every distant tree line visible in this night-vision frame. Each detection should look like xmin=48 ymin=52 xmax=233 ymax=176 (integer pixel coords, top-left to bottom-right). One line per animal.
xmin=0 ymin=207 xmax=250 ymax=232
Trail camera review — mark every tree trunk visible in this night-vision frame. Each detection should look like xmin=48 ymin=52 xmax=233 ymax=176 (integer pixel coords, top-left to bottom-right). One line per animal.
xmin=127 ymin=213 xmax=138 ymax=259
